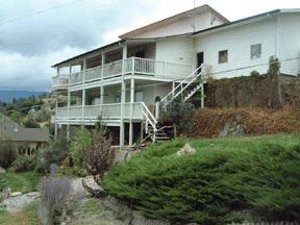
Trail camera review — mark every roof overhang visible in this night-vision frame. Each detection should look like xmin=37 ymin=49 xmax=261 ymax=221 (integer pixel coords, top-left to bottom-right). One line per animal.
xmin=193 ymin=8 xmax=300 ymax=37
xmin=52 ymin=40 xmax=125 ymax=68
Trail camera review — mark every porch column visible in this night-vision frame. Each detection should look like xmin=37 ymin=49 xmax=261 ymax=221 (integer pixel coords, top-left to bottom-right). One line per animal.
xmin=82 ymin=59 xmax=87 ymax=126
xmin=120 ymin=44 xmax=127 ymax=148
xmin=129 ymin=77 xmax=135 ymax=146
xmin=67 ymin=65 xmax=72 ymax=140
xmin=200 ymin=83 xmax=205 ymax=108
xmin=67 ymin=91 xmax=71 ymax=140
xmin=172 ymin=81 xmax=175 ymax=96
xmin=54 ymin=98 xmax=58 ymax=138
xmin=101 ymin=52 xmax=105 ymax=78
xmin=99 ymin=53 xmax=105 ymax=118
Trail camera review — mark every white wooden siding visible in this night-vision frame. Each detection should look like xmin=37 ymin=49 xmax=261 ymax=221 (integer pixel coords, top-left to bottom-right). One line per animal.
xmin=194 ymin=14 xmax=300 ymax=78
xmin=194 ymin=17 xmax=278 ymax=79
xmin=156 ymin=37 xmax=194 ymax=66
xmin=131 ymin=11 xmax=225 ymax=38
xmin=278 ymin=14 xmax=300 ymax=75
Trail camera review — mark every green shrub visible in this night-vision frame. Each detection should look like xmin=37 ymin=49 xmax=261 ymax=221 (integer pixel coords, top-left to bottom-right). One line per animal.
xmin=160 ymin=98 xmax=194 ymax=133
xmin=103 ymin=139 xmax=300 ymax=224
xmin=0 ymin=140 xmax=17 ymax=169
xmin=69 ymin=128 xmax=92 ymax=168
xmin=83 ymin=127 xmax=114 ymax=178
xmin=35 ymin=137 xmax=68 ymax=173
xmin=12 ymin=155 xmax=37 ymax=172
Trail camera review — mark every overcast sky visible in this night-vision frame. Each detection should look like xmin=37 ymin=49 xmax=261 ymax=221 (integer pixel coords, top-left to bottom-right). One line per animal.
xmin=0 ymin=0 xmax=299 ymax=91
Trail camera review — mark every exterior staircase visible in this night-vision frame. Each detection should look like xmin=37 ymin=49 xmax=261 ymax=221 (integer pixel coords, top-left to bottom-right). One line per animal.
xmin=184 ymin=83 xmax=202 ymax=102
xmin=160 ymin=64 xmax=206 ymax=107
xmin=141 ymin=64 xmax=208 ymax=145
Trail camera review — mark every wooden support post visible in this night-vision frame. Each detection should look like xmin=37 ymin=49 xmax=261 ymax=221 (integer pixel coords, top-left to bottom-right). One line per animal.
xmin=100 ymin=53 xmax=105 ymax=116
xmin=54 ymin=97 xmax=58 ymax=138
xmin=120 ymin=44 xmax=127 ymax=148
xmin=140 ymin=122 xmax=144 ymax=144
xmin=82 ymin=59 xmax=87 ymax=125
xmin=54 ymin=123 xmax=58 ymax=139
xmin=200 ymin=83 xmax=204 ymax=108
xmin=172 ymin=81 xmax=175 ymax=96
xmin=67 ymin=124 xmax=70 ymax=140
xmin=129 ymin=77 xmax=134 ymax=146
xmin=101 ymin=53 xmax=105 ymax=76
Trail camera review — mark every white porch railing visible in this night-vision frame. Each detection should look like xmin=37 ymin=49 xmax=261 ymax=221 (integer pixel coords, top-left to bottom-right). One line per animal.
xmin=55 ymin=102 xmax=154 ymax=124
xmin=54 ymin=57 xmax=192 ymax=87
xmin=52 ymin=75 xmax=69 ymax=90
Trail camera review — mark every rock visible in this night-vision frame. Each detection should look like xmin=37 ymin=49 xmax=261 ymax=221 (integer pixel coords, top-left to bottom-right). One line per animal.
xmin=177 ymin=143 xmax=196 ymax=156
xmin=0 ymin=203 xmax=7 ymax=212
xmin=11 ymin=192 xmax=22 ymax=197
xmin=4 ymin=193 xmax=38 ymax=212
xmin=82 ymin=176 xmax=107 ymax=198
xmin=26 ymin=192 xmax=40 ymax=199
xmin=219 ymin=121 xmax=245 ymax=137
xmin=0 ymin=187 xmax=11 ymax=202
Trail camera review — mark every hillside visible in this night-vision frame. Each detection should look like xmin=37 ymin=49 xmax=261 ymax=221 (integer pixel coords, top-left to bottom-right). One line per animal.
xmin=103 ymin=134 xmax=300 ymax=224
xmin=0 ymin=90 xmax=47 ymax=103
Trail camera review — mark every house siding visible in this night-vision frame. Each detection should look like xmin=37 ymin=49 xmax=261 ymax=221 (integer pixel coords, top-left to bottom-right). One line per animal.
xmin=156 ymin=37 xmax=194 ymax=65
xmin=278 ymin=13 xmax=300 ymax=75
xmin=194 ymin=17 xmax=279 ymax=79
xmin=130 ymin=10 xmax=225 ymax=39
xmin=193 ymin=14 xmax=300 ymax=79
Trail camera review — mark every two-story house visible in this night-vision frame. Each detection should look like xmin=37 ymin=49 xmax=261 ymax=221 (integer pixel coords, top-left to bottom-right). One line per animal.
xmin=51 ymin=4 xmax=300 ymax=147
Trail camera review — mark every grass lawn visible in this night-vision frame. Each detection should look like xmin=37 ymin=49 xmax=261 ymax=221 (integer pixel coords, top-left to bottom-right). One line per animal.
xmin=6 ymin=171 xmax=41 ymax=193
xmin=0 ymin=203 xmax=38 ymax=225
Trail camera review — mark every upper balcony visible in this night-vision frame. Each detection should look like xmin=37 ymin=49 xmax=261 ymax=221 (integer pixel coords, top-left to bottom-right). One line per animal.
xmin=52 ymin=57 xmax=193 ymax=91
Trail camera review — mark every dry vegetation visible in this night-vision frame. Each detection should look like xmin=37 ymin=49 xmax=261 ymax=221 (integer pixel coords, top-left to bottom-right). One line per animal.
xmin=190 ymin=106 xmax=300 ymax=138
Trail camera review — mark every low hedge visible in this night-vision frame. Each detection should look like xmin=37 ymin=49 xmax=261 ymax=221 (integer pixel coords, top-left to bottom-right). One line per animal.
xmin=102 ymin=136 xmax=300 ymax=224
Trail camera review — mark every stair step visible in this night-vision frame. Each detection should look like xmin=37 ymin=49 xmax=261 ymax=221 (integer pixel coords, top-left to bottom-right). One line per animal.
xmin=155 ymin=136 xmax=171 ymax=140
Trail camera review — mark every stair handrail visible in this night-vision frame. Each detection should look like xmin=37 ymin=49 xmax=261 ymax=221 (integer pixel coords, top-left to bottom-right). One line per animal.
xmin=141 ymin=102 xmax=157 ymax=130
xmin=134 ymin=125 xmax=175 ymax=150
xmin=160 ymin=64 xmax=204 ymax=104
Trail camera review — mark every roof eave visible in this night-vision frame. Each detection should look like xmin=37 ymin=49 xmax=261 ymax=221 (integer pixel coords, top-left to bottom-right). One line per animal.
xmin=52 ymin=40 xmax=125 ymax=68
xmin=193 ymin=9 xmax=281 ymax=37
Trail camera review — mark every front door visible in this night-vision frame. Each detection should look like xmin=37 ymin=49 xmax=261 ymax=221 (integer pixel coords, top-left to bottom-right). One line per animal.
xmin=197 ymin=52 xmax=204 ymax=67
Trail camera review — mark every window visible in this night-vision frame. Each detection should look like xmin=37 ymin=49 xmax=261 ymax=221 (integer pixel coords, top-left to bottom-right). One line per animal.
xmin=218 ymin=50 xmax=228 ymax=64
xmin=134 ymin=91 xmax=143 ymax=102
xmin=251 ymin=44 xmax=262 ymax=59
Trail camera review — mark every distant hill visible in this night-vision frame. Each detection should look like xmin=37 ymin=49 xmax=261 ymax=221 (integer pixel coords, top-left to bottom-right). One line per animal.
xmin=0 ymin=90 xmax=48 ymax=102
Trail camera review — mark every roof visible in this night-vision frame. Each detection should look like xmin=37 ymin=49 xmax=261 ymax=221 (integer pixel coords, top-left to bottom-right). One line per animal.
xmin=119 ymin=4 xmax=229 ymax=39
xmin=193 ymin=8 xmax=300 ymax=36
xmin=52 ymin=40 xmax=125 ymax=68
xmin=0 ymin=114 xmax=50 ymax=143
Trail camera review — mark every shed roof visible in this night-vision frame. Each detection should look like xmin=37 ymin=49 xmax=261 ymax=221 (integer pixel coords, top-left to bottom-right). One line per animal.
xmin=0 ymin=114 xmax=50 ymax=143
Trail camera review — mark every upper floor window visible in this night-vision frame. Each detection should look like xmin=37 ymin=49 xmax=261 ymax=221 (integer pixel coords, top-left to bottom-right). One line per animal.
xmin=251 ymin=44 xmax=262 ymax=59
xmin=218 ymin=50 xmax=228 ymax=64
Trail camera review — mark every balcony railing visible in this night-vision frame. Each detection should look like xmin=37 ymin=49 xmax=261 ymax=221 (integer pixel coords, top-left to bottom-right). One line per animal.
xmin=52 ymin=57 xmax=193 ymax=89
xmin=52 ymin=75 xmax=69 ymax=90
xmin=56 ymin=102 xmax=147 ymax=122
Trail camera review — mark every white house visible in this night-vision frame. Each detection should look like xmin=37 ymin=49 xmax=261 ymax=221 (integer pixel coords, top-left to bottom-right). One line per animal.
xmin=51 ymin=5 xmax=300 ymax=147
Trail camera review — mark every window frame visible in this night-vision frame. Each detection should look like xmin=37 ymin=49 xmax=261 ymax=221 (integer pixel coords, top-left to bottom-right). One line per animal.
xmin=218 ymin=50 xmax=228 ymax=64
xmin=250 ymin=43 xmax=262 ymax=59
